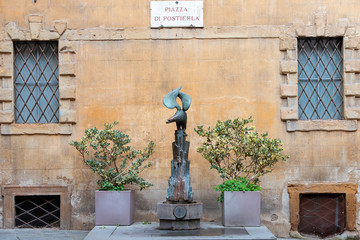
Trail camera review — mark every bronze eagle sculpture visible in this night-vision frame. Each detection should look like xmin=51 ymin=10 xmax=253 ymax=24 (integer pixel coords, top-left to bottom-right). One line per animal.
xmin=163 ymin=86 xmax=191 ymax=130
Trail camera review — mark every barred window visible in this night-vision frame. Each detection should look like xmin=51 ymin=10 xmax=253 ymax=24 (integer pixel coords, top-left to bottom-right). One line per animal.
xmin=14 ymin=41 xmax=59 ymax=123
xmin=298 ymin=38 xmax=343 ymax=120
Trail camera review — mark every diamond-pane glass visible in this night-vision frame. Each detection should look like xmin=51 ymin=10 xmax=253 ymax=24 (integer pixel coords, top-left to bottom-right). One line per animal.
xmin=298 ymin=38 xmax=343 ymax=120
xmin=14 ymin=41 xmax=59 ymax=123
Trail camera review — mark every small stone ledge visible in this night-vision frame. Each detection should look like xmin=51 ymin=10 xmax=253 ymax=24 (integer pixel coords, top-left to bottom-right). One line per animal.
xmin=0 ymin=111 xmax=14 ymax=123
xmin=59 ymin=41 xmax=76 ymax=53
xmin=345 ymin=107 xmax=360 ymax=119
xmin=280 ymin=60 xmax=297 ymax=74
xmin=286 ymin=120 xmax=357 ymax=132
xmin=0 ymin=41 xmax=12 ymax=53
xmin=0 ymin=88 xmax=13 ymax=101
xmin=280 ymin=107 xmax=298 ymax=120
xmin=59 ymin=63 xmax=76 ymax=76
xmin=344 ymin=36 xmax=360 ymax=49
xmin=59 ymin=109 xmax=76 ymax=123
xmin=0 ymin=123 xmax=72 ymax=135
xmin=345 ymin=83 xmax=360 ymax=96
xmin=280 ymin=84 xmax=297 ymax=98
xmin=345 ymin=60 xmax=360 ymax=73
xmin=0 ymin=66 xmax=12 ymax=77
xmin=279 ymin=38 xmax=297 ymax=51
xmin=59 ymin=85 xmax=76 ymax=100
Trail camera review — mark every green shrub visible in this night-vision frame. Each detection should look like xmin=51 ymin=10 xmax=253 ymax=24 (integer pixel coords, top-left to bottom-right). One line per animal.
xmin=194 ymin=117 xmax=288 ymax=201
xmin=215 ymin=177 xmax=261 ymax=202
xmin=70 ymin=122 xmax=155 ymax=191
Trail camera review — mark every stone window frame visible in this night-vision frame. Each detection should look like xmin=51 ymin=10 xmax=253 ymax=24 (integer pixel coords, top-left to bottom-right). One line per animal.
xmin=280 ymin=12 xmax=360 ymax=132
xmin=0 ymin=15 xmax=76 ymax=135
xmin=287 ymin=182 xmax=357 ymax=236
xmin=1 ymin=185 xmax=72 ymax=229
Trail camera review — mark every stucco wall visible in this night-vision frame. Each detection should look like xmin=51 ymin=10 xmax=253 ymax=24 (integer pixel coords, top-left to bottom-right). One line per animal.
xmin=1 ymin=0 xmax=360 ymax=237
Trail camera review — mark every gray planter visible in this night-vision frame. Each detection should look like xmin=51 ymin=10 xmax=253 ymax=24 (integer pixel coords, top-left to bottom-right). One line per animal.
xmin=222 ymin=191 xmax=261 ymax=227
xmin=95 ymin=190 xmax=134 ymax=226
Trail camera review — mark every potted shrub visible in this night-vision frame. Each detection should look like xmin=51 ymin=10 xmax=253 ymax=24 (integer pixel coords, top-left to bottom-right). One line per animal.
xmin=70 ymin=122 xmax=155 ymax=226
xmin=194 ymin=117 xmax=288 ymax=227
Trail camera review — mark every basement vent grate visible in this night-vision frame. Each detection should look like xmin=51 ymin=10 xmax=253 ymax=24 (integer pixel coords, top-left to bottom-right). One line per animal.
xmin=299 ymin=193 xmax=345 ymax=238
xmin=15 ymin=195 xmax=60 ymax=228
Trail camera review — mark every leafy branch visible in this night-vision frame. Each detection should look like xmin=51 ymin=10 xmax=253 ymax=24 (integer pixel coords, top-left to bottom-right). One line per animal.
xmin=194 ymin=117 xmax=288 ymax=193
xmin=70 ymin=122 xmax=155 ymax=191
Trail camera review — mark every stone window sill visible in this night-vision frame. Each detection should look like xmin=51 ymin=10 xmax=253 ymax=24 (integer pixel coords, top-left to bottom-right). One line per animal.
xmin=0 ymin=123 xmax=73 ymax=135
xmin=286 ymin=120 xmax=357 ymax=132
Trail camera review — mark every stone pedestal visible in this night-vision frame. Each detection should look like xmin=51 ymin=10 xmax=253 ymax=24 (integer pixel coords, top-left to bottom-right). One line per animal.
xmin=157 ymin=202 xmax=203 ymax=230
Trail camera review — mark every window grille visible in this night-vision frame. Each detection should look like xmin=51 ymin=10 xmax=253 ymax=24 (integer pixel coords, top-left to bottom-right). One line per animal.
xmin=14 ymin=41 xmax=59 ymax=123
xmin=298 ymin=38 xmax=343 ymax=120
xmin=15 ymin=195 xmax=60 ymax=228
xmin=299 ymin=194 xmax=345 ymax=238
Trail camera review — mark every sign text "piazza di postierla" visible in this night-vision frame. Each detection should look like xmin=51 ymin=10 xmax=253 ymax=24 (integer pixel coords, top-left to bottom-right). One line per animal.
xmin=151 ymin=1 xmax=203 ymax=28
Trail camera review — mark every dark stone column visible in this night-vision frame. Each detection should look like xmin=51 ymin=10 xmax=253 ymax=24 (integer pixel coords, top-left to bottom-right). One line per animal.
xmin=167 ymin=129 xmax=193 ymax=202
xmin=157 ymin=129 xmax=203 ymax=230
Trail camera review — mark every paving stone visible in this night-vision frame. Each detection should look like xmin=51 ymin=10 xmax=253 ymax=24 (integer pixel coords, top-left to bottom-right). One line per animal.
xmin=0 ymin=224 xmax=296 ymax=240
xmin=0 ymin=229 xmax=89 ymax=240
xmin=85 ymin=222 xmax=276 ymax=240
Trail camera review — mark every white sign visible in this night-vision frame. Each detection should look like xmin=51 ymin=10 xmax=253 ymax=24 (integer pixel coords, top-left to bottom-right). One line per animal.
xmin=151 ymin=1 xmax=203 ymax=28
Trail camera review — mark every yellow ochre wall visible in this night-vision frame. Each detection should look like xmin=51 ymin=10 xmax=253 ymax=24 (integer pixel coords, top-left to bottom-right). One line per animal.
xmin=1 ymin=0 xmax=360 ymax=237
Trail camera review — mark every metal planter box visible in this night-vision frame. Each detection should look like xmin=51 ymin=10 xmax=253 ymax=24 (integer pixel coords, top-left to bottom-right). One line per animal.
xmin=95 ymin=190 xmax=134 ymax=226
xmin=222 ymin=191 xmax=261 ymax=227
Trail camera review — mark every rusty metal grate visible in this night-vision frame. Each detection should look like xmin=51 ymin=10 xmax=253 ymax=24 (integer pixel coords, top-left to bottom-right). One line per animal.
xmin=299 ymin=194 xmax=345 ymax=238
xmin=15 ymin=195 xmax=60 ymax=228
xmin=298 ymin=38 xmax=343 ymax=120
xmin=14 ymin=41 xmax=59 ymax=123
